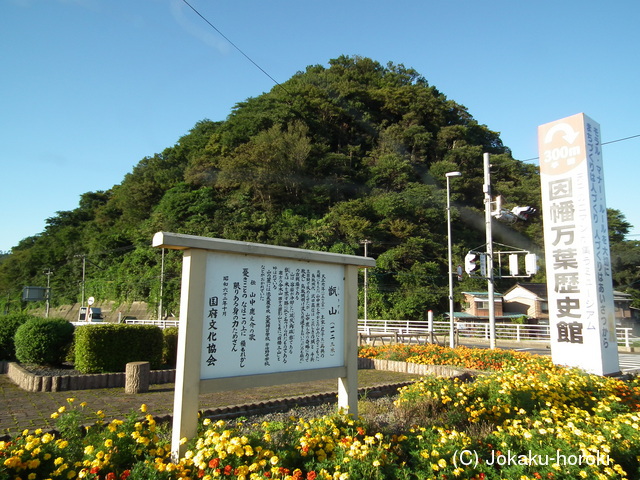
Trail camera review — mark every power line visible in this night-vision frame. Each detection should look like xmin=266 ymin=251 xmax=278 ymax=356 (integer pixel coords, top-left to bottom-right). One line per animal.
xmin=180 ymin=0 xmax=291 ymax=97
xmin=519 ymin=133 xmax=640 ymax=163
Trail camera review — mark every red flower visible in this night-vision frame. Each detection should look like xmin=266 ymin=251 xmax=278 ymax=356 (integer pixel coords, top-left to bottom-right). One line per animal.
xmin=105 ymin=473 xmax=116 ymax=480
xmin=223 ymin=465 xmax=232 ymax=475
xmin=209 ymin=458 xmax=220 ymax=469
xmin=120 ymin=471 xmax=131 ymax=480
xmin=307 ymin=472 xmax=317 ymax=480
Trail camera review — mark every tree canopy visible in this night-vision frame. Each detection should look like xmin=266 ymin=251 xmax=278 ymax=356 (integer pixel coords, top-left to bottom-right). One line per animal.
xmin=2 ymin=56 xmax=638 ymax=317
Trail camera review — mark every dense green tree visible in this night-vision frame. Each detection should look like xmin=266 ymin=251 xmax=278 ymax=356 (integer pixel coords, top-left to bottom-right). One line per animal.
xmin=1 ymin=55 xmax=636 ymax=318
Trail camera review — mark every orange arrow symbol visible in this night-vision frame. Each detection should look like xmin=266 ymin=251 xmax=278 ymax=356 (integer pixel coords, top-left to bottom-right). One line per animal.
xmin=544 ymin=122 xmax=580 ymax=144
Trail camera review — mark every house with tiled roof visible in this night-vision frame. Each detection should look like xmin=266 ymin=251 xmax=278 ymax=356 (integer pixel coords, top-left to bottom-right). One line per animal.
xmin=458 ymin=291 xmax=524 ymax=322
xmin=502 ymin=283 xmax=637 ymax=329
xmin=502 ymin=283 xmax=549 ymax=323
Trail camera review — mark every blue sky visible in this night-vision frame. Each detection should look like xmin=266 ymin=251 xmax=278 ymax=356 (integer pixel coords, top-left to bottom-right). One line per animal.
xmin=2 ymin=0 xmax=639 ymax=253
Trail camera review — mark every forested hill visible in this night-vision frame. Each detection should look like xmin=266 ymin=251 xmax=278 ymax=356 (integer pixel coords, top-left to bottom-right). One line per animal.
xmin=1 ymin=56 xmax=637 ymax=318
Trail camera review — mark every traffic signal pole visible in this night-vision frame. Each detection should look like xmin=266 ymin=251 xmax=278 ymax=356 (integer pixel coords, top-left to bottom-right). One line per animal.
xmin=483 ymin=153 xmax=497 ymax=349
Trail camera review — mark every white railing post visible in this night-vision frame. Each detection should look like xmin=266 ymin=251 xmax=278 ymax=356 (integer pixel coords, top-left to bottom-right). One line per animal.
xmin=624 ymin=328 xmax=631 ymax=349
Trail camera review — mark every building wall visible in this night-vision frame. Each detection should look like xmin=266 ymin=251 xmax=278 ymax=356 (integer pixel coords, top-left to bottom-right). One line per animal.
xmin=462 ymin=293 xmax=503 ymax=316
xmin=502 ymin=287 xmax=548 ymax=322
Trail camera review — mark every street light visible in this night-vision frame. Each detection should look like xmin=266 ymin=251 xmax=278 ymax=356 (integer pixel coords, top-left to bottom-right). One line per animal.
xmin=446 ymin=171 xmax=462 ymax=348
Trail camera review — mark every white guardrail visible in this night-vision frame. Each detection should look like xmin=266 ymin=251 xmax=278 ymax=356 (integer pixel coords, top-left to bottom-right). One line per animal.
xmin=75 ymin=318 xmax=635 ymax=349
xmin=358 ymin=319 xmax=636 ymax=349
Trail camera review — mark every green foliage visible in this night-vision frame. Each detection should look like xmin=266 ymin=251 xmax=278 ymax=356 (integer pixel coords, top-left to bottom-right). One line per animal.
xmin=162 ymin=326 xmax=179 ymax=368
xmin=0 ymin=312 xmax=39 ymax=360
xmin=14 ymin=317 xmax=74 ymax=366
xmin=74 ymin=324 xmax=163 ymax=373
xmin=1 ymin=55 xmax=637 ymax=316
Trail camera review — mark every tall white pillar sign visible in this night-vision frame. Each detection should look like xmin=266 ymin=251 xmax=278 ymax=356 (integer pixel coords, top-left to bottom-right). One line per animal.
xmin=538 ymin=113 xmax=619 ymax=375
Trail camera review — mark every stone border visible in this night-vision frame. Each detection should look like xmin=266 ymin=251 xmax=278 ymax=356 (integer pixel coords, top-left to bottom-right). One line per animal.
xmin=0 ymin=357 xmax=475 ymax=393
xmin=0 ymin=357 xmax=481 ymax=442
xmin=0 ymin=361 xmax=175 ymax=392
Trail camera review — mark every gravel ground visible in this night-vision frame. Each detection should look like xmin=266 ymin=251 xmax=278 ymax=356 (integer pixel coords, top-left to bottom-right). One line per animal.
xmin=0 ymin=367 xmax=418 ymax=436
xmin=20 ymin=362 xmax=85 ymax=376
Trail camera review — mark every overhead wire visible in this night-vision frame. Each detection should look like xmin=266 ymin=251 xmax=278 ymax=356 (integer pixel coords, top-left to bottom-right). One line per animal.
xmin=180 ymin=0 xmax=292 ymax=97
xmin=519 ymin=133 xmax=640 ymax=163
xmin=180 ymin=1 xmax=640 ymax=167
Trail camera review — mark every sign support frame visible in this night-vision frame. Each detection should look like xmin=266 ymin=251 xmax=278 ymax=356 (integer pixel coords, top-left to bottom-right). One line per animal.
xmin=152 ymin=232 xmax=375 ymax=459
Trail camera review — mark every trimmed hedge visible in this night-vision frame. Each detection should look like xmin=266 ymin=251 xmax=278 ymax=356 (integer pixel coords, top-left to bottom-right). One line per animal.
xmin=14 ymin=317 xmax=74 ymax=366
xmin=162 ymin=326 xmax=179 ymax=368
xmin=0 ymin=313 xmax=39 ymax=360
xmin=74 ymin=324 xmax=163 ymax=373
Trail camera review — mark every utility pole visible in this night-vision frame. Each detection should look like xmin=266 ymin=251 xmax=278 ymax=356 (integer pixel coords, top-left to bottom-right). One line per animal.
xmin=75 ymin=254 xmax=86 ymax=307
xmin=44 ymin=268 xmax=53 ymax=318
xmin=446 ymin=171 xmax=463 ymax=348
xmin=158 ymin=248 xmax=165 ymax=321
xmin=360 ymin=239 xmax=372 ymax=328
xmin=483 ymin=153 xmax=497 ymax=349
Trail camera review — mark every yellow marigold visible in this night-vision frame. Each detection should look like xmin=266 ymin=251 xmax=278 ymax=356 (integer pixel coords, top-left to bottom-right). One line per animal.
xmin=4 ymin=456 xmax=22 ymax=469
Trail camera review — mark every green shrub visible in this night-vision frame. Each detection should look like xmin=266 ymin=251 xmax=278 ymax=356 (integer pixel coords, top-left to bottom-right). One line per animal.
xmin=0 ymin=313 xmax=39 ymax=360
xmin=162 ymin=326 xmax=179 ymax=368
xmin=74 ymin=324 xmax=163 ymax=373
xmin=14 ymin=317 xmax=74 ymax=366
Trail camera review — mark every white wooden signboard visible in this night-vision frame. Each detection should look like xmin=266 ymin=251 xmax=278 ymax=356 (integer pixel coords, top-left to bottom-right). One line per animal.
xmin=538 ymin=113 xmax=620 ymax=376
xmin=152 ymin=232 xmax=376 ymax=458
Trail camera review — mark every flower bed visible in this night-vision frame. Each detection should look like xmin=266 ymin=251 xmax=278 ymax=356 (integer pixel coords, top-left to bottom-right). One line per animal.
xmin=2 ymin=345 xmax=640 ymax=479
xmin=358 ymin=343 xmax=555 ymax=371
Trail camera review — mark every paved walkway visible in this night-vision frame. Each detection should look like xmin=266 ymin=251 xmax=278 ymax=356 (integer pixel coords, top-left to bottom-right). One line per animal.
xmin=0 ymin=370 xmax=415 ymax=437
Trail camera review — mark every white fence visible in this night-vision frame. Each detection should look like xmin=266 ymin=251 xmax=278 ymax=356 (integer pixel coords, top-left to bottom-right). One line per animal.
xmin=74 ymin=318 xmax=635 ymax=348
xmin=124 ymin=319 xmax=179 ymax=328
xmin=358 ymin=319 xmax=636 ymax=349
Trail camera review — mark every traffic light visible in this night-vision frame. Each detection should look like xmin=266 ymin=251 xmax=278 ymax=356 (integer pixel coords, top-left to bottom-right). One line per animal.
xmin=465 ymin=252 xmax=479 ymax=275
xmin=525 ymin=253 xmax=538 ymax=276
xmin=465 ymin=252 xmax=488 ymax=276
xmin=508 ymin=254 xmax=519 ymax=276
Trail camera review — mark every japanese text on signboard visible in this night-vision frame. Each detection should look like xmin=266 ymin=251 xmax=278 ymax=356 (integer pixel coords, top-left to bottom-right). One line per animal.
xmin=201 ymin=254 xmax=344 ymax=379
